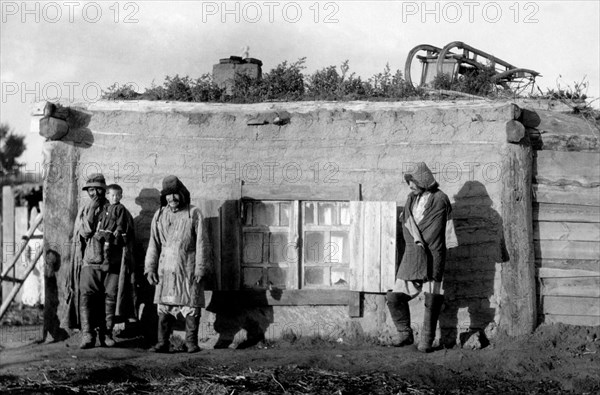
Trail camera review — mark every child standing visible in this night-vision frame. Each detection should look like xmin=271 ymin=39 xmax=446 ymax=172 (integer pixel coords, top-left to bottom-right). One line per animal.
xmin=94 ymin=184 xmax=128 ymax=270
xmin=91 ymin=183 xmax=129 ymax=346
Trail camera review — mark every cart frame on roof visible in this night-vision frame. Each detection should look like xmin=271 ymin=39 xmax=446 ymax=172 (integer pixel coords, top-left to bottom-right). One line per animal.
xmin=405 ymin=41 xmax=540 ymax=94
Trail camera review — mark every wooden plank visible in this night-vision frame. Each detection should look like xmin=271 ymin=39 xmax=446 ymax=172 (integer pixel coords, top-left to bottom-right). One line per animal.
xmin=538 ymin=267 xmax=600 ymax=278
xmin=500 ymin=141 xmax=536 ymax=336
xmin=205 ymin=289 xmax=351 ymax=311
xmin=348 ymin=201 xmax=364 ymax=291
xmin=196 ymin=200 xmax=222 ymax=290
xmin=380 ymin=202 xmax=396 ymax=292
xmin=533 ymin=109 xmax=599 ymax=139
xmin=534 ymin=222 xmax=600 ymax=242
xmin=213 ymin=200 xmax=222 ymax=291
xmin=220 ymin=200 xmax=241 ymax=290
xmin=14 ymin=207 xmax=28 ymax=303
xmin=533 ymin=203 xmax=600 ymax=223
xmin=535 ymin=151 xmax=600 ymax=187
xmin=542 ymin=296 xmax=600 ymax=316
xmin=348 ymin=291 xmax=361 ymax=317
xmin=533 ymin=184 xmax=600 ymax=206
xmin=527 ymin=111 xmax=600 ymax=152
xmin=531 ymin=133 xmax=600 ymax=153
xmin=0 ymin=247 xmax=44 ymax=320
xmin=242 ymin=183 xmax=360 ymax=201
xmin=536 ymin=259 xmax=600 ymax=274
xmin=289 ymin=201 xmax=300 ymax=289
xmin=363 ymin=202 xmax=381 ymax=292
xmin=542 ymin=314 xmax=600 ymax=326
xmin=2 ymin=186 xmax=15 ymax=303
xmin=535 ymin=240 xmax=600 ymax=260
xmin=540 ymin=277 xmax=600 ymax=297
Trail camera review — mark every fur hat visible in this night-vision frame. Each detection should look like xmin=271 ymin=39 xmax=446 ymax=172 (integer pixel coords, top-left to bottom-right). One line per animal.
xmin=160 ymin=175 xmax=191 ymax=207
xmin=82 ymin=173 xmax=107 ymax=191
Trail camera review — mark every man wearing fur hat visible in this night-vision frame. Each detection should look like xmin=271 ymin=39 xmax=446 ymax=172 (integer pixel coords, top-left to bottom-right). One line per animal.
xmin=74 ymin=173 xmax=136 ymax=349
xmin=144 ymin=175 xmax=211 ymax=353
xmin=387 ymin=162 xmax=457 ymax=353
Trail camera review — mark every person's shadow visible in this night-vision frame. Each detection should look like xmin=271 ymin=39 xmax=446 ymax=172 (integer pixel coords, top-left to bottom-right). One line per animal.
xmin=42 ymin=250 xmax=69 ymax=342
xmin=207 ymin=293 xmax=275 ymax=349
xmin=205 ymin=200 xmax=275 ymax=349
xmin=439 ymin=181 xmax=509 ymax=349
xmin=131 ymin=188 xmax=161 ymax=346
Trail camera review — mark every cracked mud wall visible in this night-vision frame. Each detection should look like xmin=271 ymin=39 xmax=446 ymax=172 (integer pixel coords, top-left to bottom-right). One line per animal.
xmin=38 ymin=100 xmax=519 ymax=345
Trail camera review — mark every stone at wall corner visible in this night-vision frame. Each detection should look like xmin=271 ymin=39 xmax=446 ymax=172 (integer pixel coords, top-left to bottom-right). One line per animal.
xmin=505 ymin=120 xmax=526 ymax=143
xmin=39 ymin=116 xmax=69 ymax=140
xmin=518 ymin=108 xmax=541 ymax=128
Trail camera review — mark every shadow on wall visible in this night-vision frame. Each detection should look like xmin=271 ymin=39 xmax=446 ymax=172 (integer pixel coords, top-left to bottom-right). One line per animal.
xmin=61 ymin=108 xmax=95 ymax=148
xmin=440 ymin=181 xmax=509 ymax=348
xmin=133 ymin=188 xmax=161 ymax=346
xmin=43 ymin=250 xmax=69 ymax=342
xmin=207 ymin=292 xmax=275 ymax=349
xmin=132 ymin=193 xmax=252 ymax=347
xmin=205 ymin=200 xmax=275 ymax=349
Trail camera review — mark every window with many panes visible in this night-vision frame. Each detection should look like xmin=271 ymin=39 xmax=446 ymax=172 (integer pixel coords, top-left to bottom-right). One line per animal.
xmin=241 ymin=200 xmax=350 ymax=290
xmin=302 ymin=201 xmax=350 ymax=288
xmin=241 ymin=200 xmax=298 ymax=289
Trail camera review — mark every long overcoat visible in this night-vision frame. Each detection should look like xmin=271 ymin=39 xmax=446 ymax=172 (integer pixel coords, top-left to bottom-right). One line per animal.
xmin=144 ymin=204 xmax=211 ymax=307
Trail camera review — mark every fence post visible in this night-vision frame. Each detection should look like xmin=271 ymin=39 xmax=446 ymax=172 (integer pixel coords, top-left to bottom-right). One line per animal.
xmin=2 ymin=186 xmax=15 ymax=303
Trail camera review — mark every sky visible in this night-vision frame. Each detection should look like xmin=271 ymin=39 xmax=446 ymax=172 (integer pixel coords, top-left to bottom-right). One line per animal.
xmin=1 ymin=0 xmax=599 ymax=169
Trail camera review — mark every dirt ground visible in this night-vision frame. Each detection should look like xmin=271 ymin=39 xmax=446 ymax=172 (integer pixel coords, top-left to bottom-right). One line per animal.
xmin=1 ymin=313 xmax=599 ymax=395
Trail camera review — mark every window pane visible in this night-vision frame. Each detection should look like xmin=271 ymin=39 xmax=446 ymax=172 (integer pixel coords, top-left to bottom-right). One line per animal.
xmin=242 ymin=267 xmax=263 ymax=288
xmin=304 ymin=202 xmax=315 ymax=225
xmin=304 ymin=266 xmax=330 ymax=286
xmin=331 ymin=268 xmax=348 ymax=287
xmin=254 ymin=202 xmax=276 ymax=226
xmin=329 ymin=231 xmax=349 ymax=263
xmin=304 ymin=231 xmax=326 ymax=264
xmin=269 ymin=233 xmax=290 ymax=264
xmin=340 ymin=202 xmax=350 ymax=225
xmin=280 ymin=202 xmax=291 ymax=226
xmin=243 ymin=232 xmax=263 ymax=263
xmin=267 ymin=267 xmax=288 ymax=288
xmin=318 ymin=202 xmax=338 ymax=225
xmin=243 ymin=202 xmax=253 ymax=226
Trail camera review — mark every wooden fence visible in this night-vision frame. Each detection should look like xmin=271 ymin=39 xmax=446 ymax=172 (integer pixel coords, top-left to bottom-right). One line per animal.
xmin=532 ymin=113 xmax=600 ymax=326
xmin=1 ymin=186 xmax=33 ymax=304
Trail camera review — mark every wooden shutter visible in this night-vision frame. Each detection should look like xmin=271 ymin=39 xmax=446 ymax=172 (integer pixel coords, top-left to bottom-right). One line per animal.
xmin=349 ymin=201 xmax=397 ymax=292
xmin=194 ymin=199 xmax=223 ymax=291
xmin=219 ymin=200 xmax=241 ymax=290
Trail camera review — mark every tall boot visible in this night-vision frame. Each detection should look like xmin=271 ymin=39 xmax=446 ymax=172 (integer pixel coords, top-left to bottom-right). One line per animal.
xmin=184 ymin=314 xmax=201 ymax=353
xmin=386 ymin=291 xmax=414 ymax=347
xmin=79 ymin=295 xmax=96 ymax=349
xmin=150 ymin=313 xmax=172 ymax=353
xmin=418 ymin=293 xmax=444 ymax=353
xmin=101 ymin=299 xmax=117 ymax=347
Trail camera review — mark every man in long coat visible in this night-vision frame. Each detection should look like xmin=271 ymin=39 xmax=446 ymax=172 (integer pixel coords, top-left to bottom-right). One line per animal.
xmin=387 ymin=162 xmax=456 ymax=352
xmin=144 ymin=175 xmax=211 ymax=353
xmin=66 ymin=173 xmax=137 ymax=349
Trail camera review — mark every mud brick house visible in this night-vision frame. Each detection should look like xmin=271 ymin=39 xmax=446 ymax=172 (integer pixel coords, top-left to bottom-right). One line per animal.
xmin=30 ymin=99 xmax=599 ymax=348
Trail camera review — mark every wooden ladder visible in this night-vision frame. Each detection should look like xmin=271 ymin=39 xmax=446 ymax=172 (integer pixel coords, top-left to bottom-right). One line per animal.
xmin=0 ymin=214 xmax=44 ymax=320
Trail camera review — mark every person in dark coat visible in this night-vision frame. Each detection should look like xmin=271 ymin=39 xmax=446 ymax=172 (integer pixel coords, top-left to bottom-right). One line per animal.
xmin=387 ymin=162 xmax=456 ymax=352
xmin=93 ymin=184 xmax=129 ymax=271
xmin=67 ymin=174 xmax=137 ymax=349
xmin=144 ymin=175 xmax=212 ymax=353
